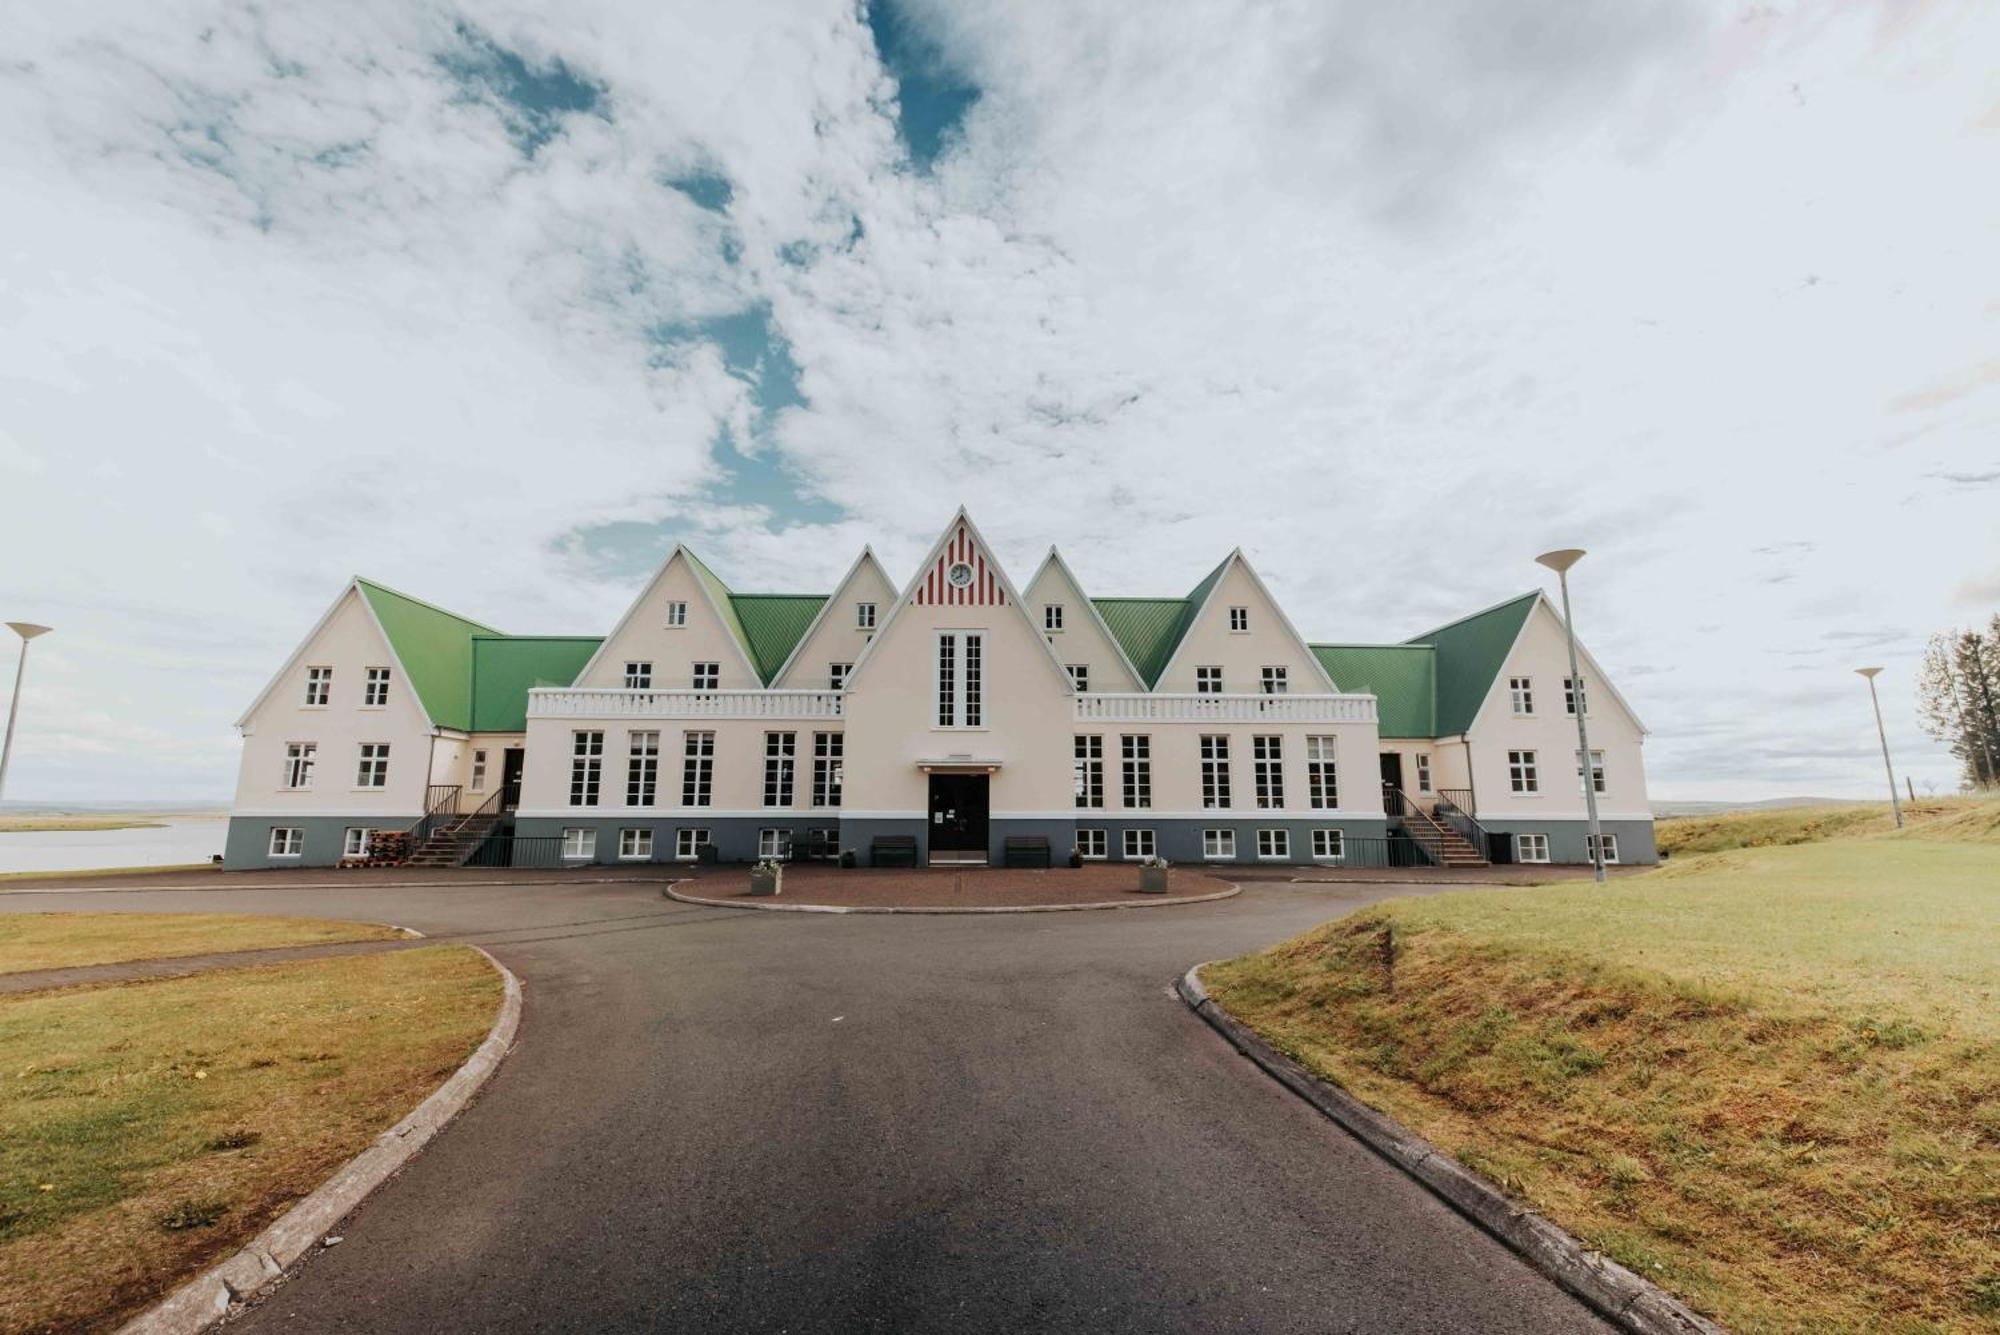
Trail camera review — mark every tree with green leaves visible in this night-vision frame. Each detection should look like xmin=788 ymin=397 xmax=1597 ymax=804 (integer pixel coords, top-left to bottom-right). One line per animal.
xmin=1918 ymin=619 xmax=2000 ymax=790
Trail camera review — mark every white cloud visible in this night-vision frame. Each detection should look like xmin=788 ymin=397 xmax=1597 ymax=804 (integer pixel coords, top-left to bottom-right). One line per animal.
xmin=1 ymin=0 xmax=1995 ymax=802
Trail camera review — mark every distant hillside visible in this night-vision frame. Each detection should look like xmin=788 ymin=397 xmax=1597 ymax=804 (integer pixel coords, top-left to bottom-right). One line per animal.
xmin=1656 ymin=796 xmax=2000 ymax=856
xmin=1652 ymin=797 xmax=1871 ymax=818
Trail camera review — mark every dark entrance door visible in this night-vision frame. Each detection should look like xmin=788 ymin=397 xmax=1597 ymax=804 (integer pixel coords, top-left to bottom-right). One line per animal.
xmin=927 ymin=773 xmax=990 ymax=860
xmin=1378 ymin=752 xmax=1404 ymax=816
xmin=501 ymin=748 xmax=526 ymax=812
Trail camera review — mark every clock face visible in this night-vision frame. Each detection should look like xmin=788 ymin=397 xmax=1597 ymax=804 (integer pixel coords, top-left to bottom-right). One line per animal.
xmin=947 ymin=561 xmax=975 ymax=588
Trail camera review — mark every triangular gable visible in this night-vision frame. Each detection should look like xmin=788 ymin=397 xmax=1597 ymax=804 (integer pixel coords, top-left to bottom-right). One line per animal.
xmin=572 ymin=545 xmax=764 ymax=688
xmin=1024 ymin=549 xmax=1143 ymax=691
xmin=1151 ymin=550 xmax=1339 ymax=693
xmin=771 ymin=548 xmax=896 ymax=688
xmin=1404 ymin=592 xmax=1538 ymax=736
xmin=846 ymin=508 xmax=1076 ymax=691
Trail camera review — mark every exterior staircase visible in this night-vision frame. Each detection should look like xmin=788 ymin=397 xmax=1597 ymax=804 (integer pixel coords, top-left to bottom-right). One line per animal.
xmin=404 ymin=810 xmax=504 ymax=867
xmin=1402 ymin=806 xmax=1490 ymax=867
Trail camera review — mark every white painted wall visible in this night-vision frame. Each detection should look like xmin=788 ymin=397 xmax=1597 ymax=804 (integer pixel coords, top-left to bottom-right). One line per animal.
xmin=575 ymin=552 xmax=760 ymax=691
xmin=518 ymin=717 xmax=845 ymax=815
xmin=1154 ymin=559 xmax=1327 ymax=695
xmin=771 ymin=553 xmax=899 ymax=690
xmin=1021 ymin=555 xmax=1142 ymax=694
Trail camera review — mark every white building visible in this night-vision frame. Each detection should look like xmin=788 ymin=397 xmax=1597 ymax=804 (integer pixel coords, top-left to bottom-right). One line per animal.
xmin=228 ymin=510 xmax=1654 ymax=870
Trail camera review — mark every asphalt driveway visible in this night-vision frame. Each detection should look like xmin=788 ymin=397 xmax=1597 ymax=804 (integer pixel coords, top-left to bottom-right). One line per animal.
xmin=4 ymin=873 xmax=1608 ymax=1333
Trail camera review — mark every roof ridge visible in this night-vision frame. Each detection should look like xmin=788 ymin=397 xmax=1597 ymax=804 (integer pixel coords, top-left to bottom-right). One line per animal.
xmin=1309 ymin=641 xmax=1434 ymax=650
xmin=354 ymin=576 xmax=503 ymax=636
xmin=1403 ymin=589 xmax=1539 ymax=644
xmin=471 ymin=633 xmax=604 ymax=642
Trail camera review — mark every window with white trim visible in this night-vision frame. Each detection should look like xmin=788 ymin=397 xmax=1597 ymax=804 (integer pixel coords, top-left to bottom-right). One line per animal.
xmin=1200 ymin=735 xmax=1232 ymax=808
xmin=304 ymin=666 xmax=331 ymax=706
xmin=935 ymin=632 xmax=984 ymax=728
xmin=829 ymin=662 xmax=851 ymax=690
xmin=757 ymin=828 xmax=790 ymax=859
xmin=1121 ymin=735 xmax=1151 ymax=809
xmin=1044 ymin=604 xmax=1064 ymax=632
xmin=691 ymin=662 xmax=719 ymax=691
xmin=1252 ymin=735 xmax=1284 ymax=809
xmin=1515 ymin=833 xmax=1550 ymax=863
xmin=624 ymin=661 xmax=653 ymax=690
xmin=342 ymin=827 xmax=374 ymax=859
xmin=674 ymin=828 xmax=709 ymax=860
xmin=666 ymin=600 xmax=688 ymax=628
xmin=1260 ymin=666 xmax=1288 ymax=695
xmin=1508 ymin=749 xmax=1539 ymax=794
xmin=569 ymin=731 xmax=603 ymax=806
xmin=812 ymin=732 xmax=843 ymax=808
xmin=1577 ymin=748 xmax=1606 ymax=795
xmin=364 ymin=667 xmax=390 ymax=707
xmin=1067 ymin=663 xmax=1089 ymax=693
xmin=1311 ymin=829 xmax=1344 ymax=861
xmin=283 ymin=742 xmax=316 ymax=790
xmin=268 ymin=827 xmax=303 ymax=858
xmin=562 ymin=827 xmax=597 ymax=860
xmin=1228 ymin=607 xmax=1249 ymax=632
xmin=1202 ymin=828 xmax=1235 ymax=860
xmin=1196 ymin=666 xmax=1222 ymax=694
xmin=1305 ymin=735 xmax=1338 ymax=808
xmin=619 ymin=828 xmax=653 ymax=861
xmin=764 ymin=731 xmax=797 ymax=808
xmin=627 ymin=731 xmax=659 ymax=807
xmin=1257 ymin=828 xmax=1290 ymax=859
xmin=1075 ymin=828 xmax=1107 ymax=860
xmin=682 ymin=731 xmax=714 ymax=807
xmin=1509 ymin=676 xmax=1533 ymax=715
xmin=356 ymin=743 xmax=390 ymax=789
xmin=1122 ymin=828 xmax=1156 ymax=860
xmin=1074 ymin=734 xmax=1104 ymax=809
xmin=856 ymin=602 xmax=876 ymax=629
xmin=1587 ymin=833 xmax=1620 ymax=865
xmin=1415 ymin=753 xmax=1432 ymax=794
xmin=1565 ymin=676 xmax=1587 ymax=716
xmin=471 ymin=749 xmax=487 ymax=791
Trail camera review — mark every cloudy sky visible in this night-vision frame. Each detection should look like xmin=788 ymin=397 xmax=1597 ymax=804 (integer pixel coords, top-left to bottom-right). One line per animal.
xmin=1 ymin=0 xmax=1995 ymax=804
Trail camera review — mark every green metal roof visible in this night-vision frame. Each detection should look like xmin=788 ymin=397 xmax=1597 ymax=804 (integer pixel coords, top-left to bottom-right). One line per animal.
xmin=469 ymin=636 xmax=601 ymax=732
xmin=1088 ymin=556 xmax=1232 ymax=687
xmin=729 ymin=594 xmax=829 ymax=683
xmin=1311 ymin=645 xmax=1437 ymax=738
xmin=1403 ymin=592 xmax=1538 ymax=736
xmin=356 ymin=579 xmax=501 ymax=732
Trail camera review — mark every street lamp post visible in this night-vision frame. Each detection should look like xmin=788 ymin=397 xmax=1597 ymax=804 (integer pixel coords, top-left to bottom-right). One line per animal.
xmin=1854 ymin=667 xmax=1904 ymax=829
xmin=0 ymin=623 xmax=54 ymax=803
xmin=1535 ymin=550 xmax=1606 ymax=884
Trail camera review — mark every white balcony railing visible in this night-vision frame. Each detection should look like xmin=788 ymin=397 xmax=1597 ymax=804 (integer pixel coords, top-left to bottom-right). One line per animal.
xmin=528 ymin=688 xmax=844 ymax=721
xmin=1073 ymin=693 xmax=1377 ymax=724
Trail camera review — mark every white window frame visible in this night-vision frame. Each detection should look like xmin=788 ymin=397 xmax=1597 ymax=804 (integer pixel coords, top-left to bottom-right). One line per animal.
xmin=363 ymin=666 xmax=390 ymax=708
xmin=681 ymin=731 xmax=715 ymax=807
xmin=619 ymin=827 xmax=653 ymax=861
xmin=1075 ymin=828 xmax=1108 ymax=860
xmin=283 ymin=742 xmax=317 ymax=791
xmin=1259 ymin=666 xmax=1288 ymax=695
xmin=1257 ymin=828 xmax=1290 ymax=860
xmin=1228 ymin=606 xmax=1249 ymax=632
xmin=1305 ymin=735 xmax=1337 ymax=809
xmin=1074 ymin=734 xmax=1104 ymax=809
xmin=757 ymin=827 xmax=791 ymax=860
xmin=1196 ymin=666 xmax=1222 ymax=694
xmin=1200 ymin=734 xmax=1231 ymax=808
xmin=570 ymin=731 xmax=603 ymax=807
xmin=1121 ymin=734 xmax=1152 ymax=810
xmin=1587 ymin=832 xmax=1620 ymax=865
xmin=355 ymin=742 xmax=390 ymax=789
xmin=268 ymin=826 xmax=303 ymax=858
xmin=1044 ymin=603 xmax=1064 ymax=633
xmin=470 ymin=749 xmax=487 ymax=791
xmin=1311 ymin=828 xmax=1344 ymax=861
xmin=627 ymin=730 xmax=660 ymax=807
xmin=304 ymin=666 xmax=331 ymax=707
xmin=691 ymin=661 xmax=720 ymax=691
xmin=1509 ymin=676 xmax=1533 ymax=715
xmin=624 ymin=661 xmax=653 ymax=690
xmin=1122 ymin=828 xmax=1156 ymax=860
xmin=1508 ymin=749 xmax=1540 ymax=795
xmin=934 ymin=630 xmax=985 ymax=729
xmin=829 ymin=662 xmax=851 ymax=690
xmin=1067 ymin=663 xmax=1089 ymax=693
xmin=1252 ymin=735 xmax=1283 ymax=809
xmin=1515 ymin=833 xmax=1550 ymax=864
xmin=1415 ymin=753 xmax=1432 ymax=794
xmin=342 ymin=827 xmax=374 ymax=859
xmin=665 ymin=600 xmax=688 ymax=628
xmin=562 ymin=827 xmax=597 ymax=861
xmin=674 ymin=828 xmax=710 ymax=861
xmin=763 ymin=731 xmax=797 ymax=808
xmin=812 ymin=731 xmax=844 ymax=809
xmin=856 ymin=601 xmax=877 ymax=629
xmin=1565 ymin=676 xmax=1587 ymax=716
xmin=1577 ymin=748 xmax=1607 ymax=795
xmin=1202 ymin=828 xmax=1236 ymax=860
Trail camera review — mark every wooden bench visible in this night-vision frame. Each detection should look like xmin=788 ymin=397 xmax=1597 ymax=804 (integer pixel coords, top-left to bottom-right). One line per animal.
xmin=870 ymin=835 xmax=919 ymax=867
xmin=1002 ymin=835 xmax=1051 ymax=868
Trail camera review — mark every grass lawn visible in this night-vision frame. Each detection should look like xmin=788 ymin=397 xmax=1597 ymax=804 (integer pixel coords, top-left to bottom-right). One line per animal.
xmin=0 ymin=947 xmax=501 ymax=1334
xmin=0 ymin=913 xmax=406 ymax=976
xmin=0 ymin=816 xmax=169 ymax=833
xmin=1204 ymin=807 xmax=2000 ymax=1333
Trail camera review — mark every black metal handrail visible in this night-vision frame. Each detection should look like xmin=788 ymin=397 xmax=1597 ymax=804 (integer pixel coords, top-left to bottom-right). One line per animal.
xmin=1381 ymin=786 xmax=1444 ymax=866
xmin=406 ymin=784 xmax=464 ymax=851
xmin=1433 ymin=788 xmax=1493 ymax=853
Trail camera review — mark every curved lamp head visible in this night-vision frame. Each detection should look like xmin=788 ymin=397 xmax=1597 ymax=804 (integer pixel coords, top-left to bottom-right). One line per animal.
xmin=1535 ymin=548 xmax=1586 ymax=575
xmin=5 ymin=623 xmax=51 ymax=642
xmin=1855 ymin=666 xmax=1883 ymax=680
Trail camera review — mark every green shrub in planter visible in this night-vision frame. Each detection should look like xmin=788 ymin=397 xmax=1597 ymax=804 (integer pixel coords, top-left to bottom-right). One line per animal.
xmin=749 ymin=859 xmax=783 ymax=896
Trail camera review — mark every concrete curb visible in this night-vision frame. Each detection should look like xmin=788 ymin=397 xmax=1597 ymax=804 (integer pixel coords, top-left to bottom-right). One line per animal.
xmin=663 ymin=883 xmax=1241 ymax=915
xmin=1175 ymin=963 xmax=1723 ymax=1335
xmin=115 ymin=947 xmax=524 ymax=1335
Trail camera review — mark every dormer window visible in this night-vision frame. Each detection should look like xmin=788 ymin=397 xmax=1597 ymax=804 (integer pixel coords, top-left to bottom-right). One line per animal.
xmin=1044 ymin=604 xmax=1064 ymax=632
xmin=1228 ymin=607 xmax=1249 ymax=632
xmin=666 ymin=601 xmax=688 ymax=628
xmin=856 ymin=602 xmax=876 ymax=629
xmin=624 ymin=661 xmax=653 ymax=690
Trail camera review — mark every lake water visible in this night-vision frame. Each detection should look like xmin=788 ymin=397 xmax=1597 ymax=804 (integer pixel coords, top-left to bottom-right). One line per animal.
xmin=0 ymin=817 xmax=230 ymax=873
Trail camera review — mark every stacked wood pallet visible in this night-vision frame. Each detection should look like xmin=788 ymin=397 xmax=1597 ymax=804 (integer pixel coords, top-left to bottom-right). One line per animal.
xmin=336 ymin=830 xmax=413 ymax=868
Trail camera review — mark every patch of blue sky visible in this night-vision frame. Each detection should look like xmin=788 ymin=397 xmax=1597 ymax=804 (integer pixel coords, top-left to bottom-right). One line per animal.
xmin=436 ymin=24 xmax=606 ymax=158
xmin=864 ymin=1 xmax=979 ymax=171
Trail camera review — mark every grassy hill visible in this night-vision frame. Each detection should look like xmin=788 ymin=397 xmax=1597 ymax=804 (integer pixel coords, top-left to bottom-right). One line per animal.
xmin=1207 ymin=798 xmax=2000 ymax=1332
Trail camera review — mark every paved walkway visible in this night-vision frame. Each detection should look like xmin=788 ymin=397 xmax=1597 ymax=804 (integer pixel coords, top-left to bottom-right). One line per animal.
xmin=3 ymin=872 xmax=1607 ymax=1334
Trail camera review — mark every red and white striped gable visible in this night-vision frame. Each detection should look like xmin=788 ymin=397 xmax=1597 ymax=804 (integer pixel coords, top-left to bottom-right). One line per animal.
xmin=915 ymin=523 xmax=1008 ymax=606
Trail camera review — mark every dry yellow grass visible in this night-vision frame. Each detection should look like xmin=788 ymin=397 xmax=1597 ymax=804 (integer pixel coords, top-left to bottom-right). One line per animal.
xmin=0 ymin=912 xmax=404 ymax=975
xmin=1205 ymin=831 xmax=2000 ymax=1333
xmin=0 ymin=947 xmax=500 ymax=1335
xmin=1657 ymin=794 xmax=2000 ymax=857
xmin=0 ymin=816 xmax=168 ymax=833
